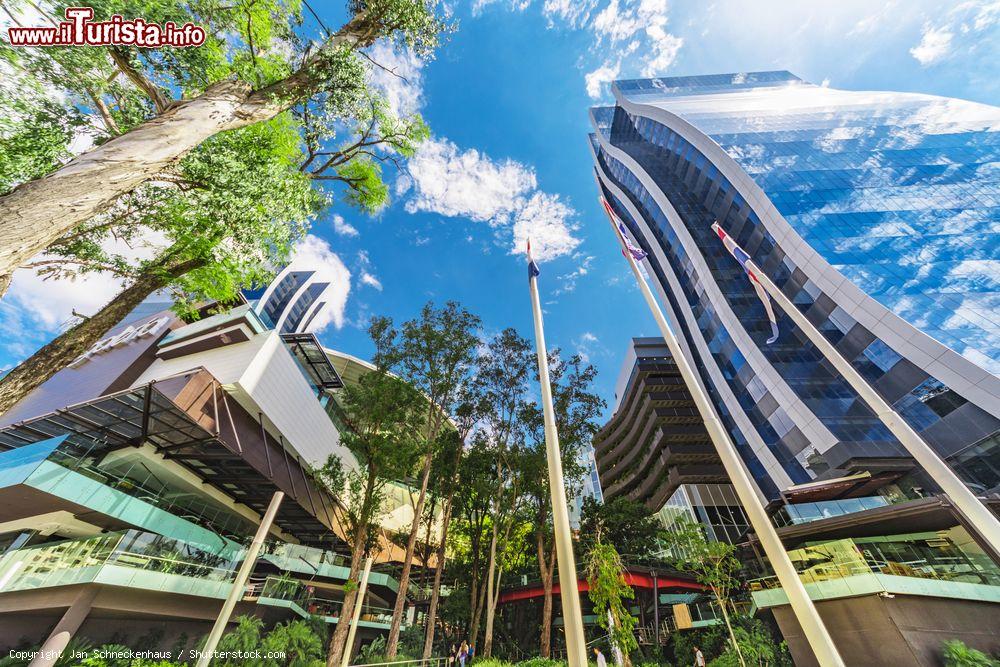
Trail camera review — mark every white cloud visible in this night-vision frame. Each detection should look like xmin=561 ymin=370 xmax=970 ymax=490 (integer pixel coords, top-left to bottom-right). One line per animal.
xmin=399 ymin=137 xmax=581 ymax=262
xmin=585 ymin=61 xmax=620 ymax=99
xmin=555 ymin=254 xmax=595 ymax=294
xmin=593 ymin=0 xmax=641 ymax=42
xmin=511 ymin=192 xmax=582 ymax=261
xmin=287 ymin=235 xmax=352 ymax=331
xmin=5 ymin=229 xmax=167 ymax=332
xmin=0 ymin=228 xmax=169 ymax=365
xmin=366 ymin=41 xmax=424 ymax=117
xmin=907 ymin=2 xmax=999 ymax=68
xmin=572 ymin=331 xmax=604 ymax=363
xmin=542 ymin=0 xmax=599 ymax=28
xmin=331 ymin=214 xmax=359 ymax=237
xmin=7 ymin=268 xmax=124 ymax=332
xmin=971 ymin=1 xmax=1000 ymax=31
xmin=641 ymin=25 xmax=683 ymax=76
xmin=474 ymin=0 xmax=684 ymax=95
xmin=361 ymin=272 xmax=383 ymax=291
xmin=354 ymin=250 xmax=383 ymax=292
xmin=472 ymin=0 xmax=531 ymax=15
xmin=910 ymin=24 xmax=954 ymax=65
xmin=401 ymin=137 xmax=536 ymax=224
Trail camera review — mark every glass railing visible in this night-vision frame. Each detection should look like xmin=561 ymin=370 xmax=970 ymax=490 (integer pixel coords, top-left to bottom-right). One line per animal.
xmin=262 ymin=541 xmax=348 ymax=573
xmin=748 ymin=555 xmax=1000 ymax=592
xmin=772 ymin=496 xmax=891 ymax=527
xmin=0 ymin=530 xmax=240 ymax=594
xmin=254 ymin=575 xmax=311 ymax=608
xmin=109 ymin=530 xmax=239 ymax=581
xmin=40 ymin=438 xmax=256 ymax=541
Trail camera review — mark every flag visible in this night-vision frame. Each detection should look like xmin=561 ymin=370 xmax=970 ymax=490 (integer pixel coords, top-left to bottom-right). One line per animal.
xmin=527 ymin=240 xmax=540 ymax=280
xmin=712 ymin=222 xmax=779 ymax=344
xmin=600 ymin=197 xmax=648 ymax=261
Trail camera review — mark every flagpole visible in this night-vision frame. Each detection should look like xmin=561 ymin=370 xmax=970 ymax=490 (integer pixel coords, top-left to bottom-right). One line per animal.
xmin=527 ymin=244 xmax=588 ymax=667
xmin=197 ymin=491 xmax=284 ymax=667
xmin=341 ymin=556 xmax=374 ymax=667
xmin=602 ymin=211 xmax=845 ymax=667
xmin=742 ymin=256 xmax=1000 ymax=556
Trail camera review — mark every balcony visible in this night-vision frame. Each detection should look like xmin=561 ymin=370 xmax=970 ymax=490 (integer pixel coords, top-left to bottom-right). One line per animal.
xmin=0 ymin=532 xmax=395 ymax=628
xmin=0 ymin=369 xmax=342 ymax=545
xmin=747 ymin=532 xmax=1000 ymax=609
xmin=0 ymin=437 xmax=248 ymax=558
xmin=0 ymin=530 xmax=240 ymax=599
xmin=772 ymin=496 xmax=892 ymax=528
xmin=245 ymin=575 xmax=394 ymax=628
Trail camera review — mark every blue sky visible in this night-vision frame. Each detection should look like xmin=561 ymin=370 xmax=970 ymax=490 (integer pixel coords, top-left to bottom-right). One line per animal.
xmin=1 ymin=0 xmax=998 ymax=420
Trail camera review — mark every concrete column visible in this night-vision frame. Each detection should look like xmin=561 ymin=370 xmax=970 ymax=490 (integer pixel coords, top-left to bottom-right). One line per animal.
xmin=28 ymin=587 xmax=98 ymax=667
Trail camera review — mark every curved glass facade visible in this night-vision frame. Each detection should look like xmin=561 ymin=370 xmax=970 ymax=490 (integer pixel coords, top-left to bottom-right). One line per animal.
xmin=618 ymin=71 xmax=1000 ymax=374
xmin=590 ymin=72 xmax=1000 ymax=497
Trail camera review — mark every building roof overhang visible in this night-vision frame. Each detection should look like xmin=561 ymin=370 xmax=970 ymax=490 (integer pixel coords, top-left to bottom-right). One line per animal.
xmin=0 ymin=368 xmax=344 ymax=546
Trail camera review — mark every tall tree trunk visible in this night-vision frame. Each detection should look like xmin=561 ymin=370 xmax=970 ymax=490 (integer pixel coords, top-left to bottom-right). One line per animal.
xmin=421 ymin=495 xmax=438 ymax=583
xmin=715 ymin=588 xmax=746 ymax=667
xmin=484 ymin=562 xmax=504 ymax=659
xmin=482 ymin=521 xmax=500 ymax=657
xmin=326 ymin=524 xmax=369 ymax=667
xmin=469 ymin=567 xmax=486 ymax=649
xmin=536 ymin=528 xmax=556 ymax=659
xmin=422 ymin=495 xmax=455 ymax=659
xmin=385 ymin=450 xmax=434 ymax=657
xmin=0 ymin=13 xmax=376 ymax=295
xmin=326 ymin=473 xmax=377 ymax=667
xmin=0 ymin=253 xmax=203 ymax=413
xmin=422 ymin=435 xmax=465 ymax=660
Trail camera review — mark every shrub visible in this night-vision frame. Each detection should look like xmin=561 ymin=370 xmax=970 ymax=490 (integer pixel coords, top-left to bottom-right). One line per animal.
xmin=942 ymin=640 xmax=998 ymax=667
xmin=472 ymin=660 xmax=512 ymax=667
xmin=516 ymin=659 xmax=564 ymax=667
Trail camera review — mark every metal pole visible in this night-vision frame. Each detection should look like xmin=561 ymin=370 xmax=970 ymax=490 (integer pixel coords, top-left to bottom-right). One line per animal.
xmin=196 ymin=491 xmax=284 ymax=667
xmin=529 ymin=264 xmax=588 ymax=667
xmin=745 ymin=257 xmax=1000 ymax=555
xmin=651 ymin=570 xmax=659 ymax=648
xmin=603 ymin=213 xmax=845 ymax=667
xmin=341 ymin=556 xmax=375 ymax=667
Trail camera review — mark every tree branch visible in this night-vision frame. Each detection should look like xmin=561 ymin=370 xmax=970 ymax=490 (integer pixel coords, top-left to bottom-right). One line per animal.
xmin=108 ymin=48 xmax=173 ymax=114
xmin=87 ymin=88 xmax=121 ymax=135
xmin=234 ymin=11 xmax=380 ymax=125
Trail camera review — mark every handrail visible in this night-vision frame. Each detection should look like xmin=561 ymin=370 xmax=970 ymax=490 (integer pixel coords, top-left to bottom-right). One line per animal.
xmin=349 ymin=659 xmax=449 ymax=667
xmin=748 ymin=557 xmax=1000 ymax=591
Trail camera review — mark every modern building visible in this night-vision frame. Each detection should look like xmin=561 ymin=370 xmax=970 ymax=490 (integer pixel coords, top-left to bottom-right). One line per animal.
xmin=0 ymin=275 xmax=430 ymax=658
xmin=248 ymin=259 xmax=343 ymax=334
xmin=589 ymin=72 xmax=1000 ymax=665
xmin=595 ymin=337 xmax=728 ymax=515
xmin=568 ymin=445 xmax=604 ymax=528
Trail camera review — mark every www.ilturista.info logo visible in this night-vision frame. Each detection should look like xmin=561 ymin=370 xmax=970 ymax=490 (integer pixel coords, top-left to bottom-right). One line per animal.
xmin=6 ymin=7 xmax=206 ymax=47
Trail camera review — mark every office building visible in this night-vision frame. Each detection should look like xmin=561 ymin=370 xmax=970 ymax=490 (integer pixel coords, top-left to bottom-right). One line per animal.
xmin=596 ymin=338 xmax=748 ymax=537
xmin=589 ymin=72 xmax=1000 ymax=665
xmin=568 ymin=445 xmax=604 ymax=529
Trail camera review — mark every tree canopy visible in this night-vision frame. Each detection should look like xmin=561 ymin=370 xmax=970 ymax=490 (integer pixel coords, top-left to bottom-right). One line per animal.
xmin=0 ymin=0 xmax=450 ymax=292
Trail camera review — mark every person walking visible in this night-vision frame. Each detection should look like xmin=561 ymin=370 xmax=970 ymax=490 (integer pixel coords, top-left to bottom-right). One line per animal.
xmin=693 ymin=645 xmax=706 ymax=667
xmin=593 ymin=647 xmax=607 ymax=667
xmin=448 ymin=645 xmax=457 ymax=665
xmin=459 ymin=641 xmax=469 ymax=667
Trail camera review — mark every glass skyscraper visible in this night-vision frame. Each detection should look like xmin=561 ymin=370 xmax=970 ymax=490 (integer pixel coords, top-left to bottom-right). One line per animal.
xmin=589 ymin=71 xmax=1000 ymax=501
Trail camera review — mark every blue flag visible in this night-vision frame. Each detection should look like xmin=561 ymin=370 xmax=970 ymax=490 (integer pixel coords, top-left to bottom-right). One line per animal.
xmin=527 ymin=240 xmax=540 ymax=280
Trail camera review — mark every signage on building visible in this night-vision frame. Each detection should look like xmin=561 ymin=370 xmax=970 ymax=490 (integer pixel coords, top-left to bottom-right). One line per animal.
xmin=68 ymin=315 xmax=170 ymax=368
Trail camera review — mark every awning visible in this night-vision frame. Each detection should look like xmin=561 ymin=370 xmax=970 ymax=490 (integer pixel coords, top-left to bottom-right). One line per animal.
xmin=781 ymin=470 xmax=903 ymax=503
xmin=281 ymin=333 xmax=344 ymax=390
xmin=0 ymin=368 xmax=343 ymax=546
